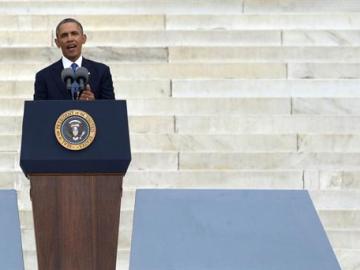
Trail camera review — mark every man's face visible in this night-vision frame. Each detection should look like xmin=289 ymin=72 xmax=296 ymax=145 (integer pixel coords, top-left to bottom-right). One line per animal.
xmin=55 ymin=22 xmax=86 ymax=62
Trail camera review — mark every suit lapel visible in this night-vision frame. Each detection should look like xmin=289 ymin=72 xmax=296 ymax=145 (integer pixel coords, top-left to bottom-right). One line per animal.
xmin=51 ymin=59 xmax=69 ymax=99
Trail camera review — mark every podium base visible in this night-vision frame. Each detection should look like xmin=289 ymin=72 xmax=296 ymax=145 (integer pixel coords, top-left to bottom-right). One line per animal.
xmin=29 ymin=174 xmax=123 ymax=270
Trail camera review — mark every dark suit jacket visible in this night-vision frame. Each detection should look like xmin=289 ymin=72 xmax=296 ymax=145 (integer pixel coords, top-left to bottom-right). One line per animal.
xmin=34 ymin=58 xmax=115 ymax=100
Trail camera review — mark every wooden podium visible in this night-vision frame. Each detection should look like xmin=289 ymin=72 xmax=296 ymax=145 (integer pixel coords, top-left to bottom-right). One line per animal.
xmin=20 ymin=100 xmax=131 ymax=270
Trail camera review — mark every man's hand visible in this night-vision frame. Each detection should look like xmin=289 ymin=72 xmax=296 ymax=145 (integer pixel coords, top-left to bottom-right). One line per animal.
xmin=79 ymin=84 xmax=95 ymax=101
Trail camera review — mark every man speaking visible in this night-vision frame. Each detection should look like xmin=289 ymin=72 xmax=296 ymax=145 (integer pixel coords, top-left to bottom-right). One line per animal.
xmin=34 ymin=18 xmax=115 ymax=100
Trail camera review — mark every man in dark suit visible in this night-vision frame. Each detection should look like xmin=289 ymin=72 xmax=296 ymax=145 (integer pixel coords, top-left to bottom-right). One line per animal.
xmin=34 ymin=18 xmax=115 ymax=100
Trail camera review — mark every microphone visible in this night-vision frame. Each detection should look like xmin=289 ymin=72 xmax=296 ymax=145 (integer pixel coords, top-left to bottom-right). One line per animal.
xmin=75 ymin=67 xmax=89 ymax=92
xmin=61 ymin=68 xmax=75 ymax=91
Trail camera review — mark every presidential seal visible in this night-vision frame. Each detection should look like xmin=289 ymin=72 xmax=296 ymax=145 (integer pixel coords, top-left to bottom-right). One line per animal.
xmin=55 ymin=110 xmax=96 ymax=151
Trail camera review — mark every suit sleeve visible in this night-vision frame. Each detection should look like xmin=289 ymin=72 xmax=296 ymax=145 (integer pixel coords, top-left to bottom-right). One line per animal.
xmin=34 ymin=71 xmax=48 ymax=100
xmin=99 ymin=65 xmax=115 ymax=99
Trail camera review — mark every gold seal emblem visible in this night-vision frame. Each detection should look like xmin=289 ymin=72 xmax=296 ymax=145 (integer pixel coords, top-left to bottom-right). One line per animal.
xmin=55 ymin=110 xmax=96 ymax=151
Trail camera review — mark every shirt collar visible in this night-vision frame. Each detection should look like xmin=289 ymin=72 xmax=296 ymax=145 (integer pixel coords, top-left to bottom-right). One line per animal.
xmin=62 ymin=56 xmax=83 ymax=69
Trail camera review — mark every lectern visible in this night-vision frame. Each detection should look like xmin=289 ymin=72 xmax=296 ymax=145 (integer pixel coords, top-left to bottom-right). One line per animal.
xmin=20 ymin=100 xmax=131 ymax=270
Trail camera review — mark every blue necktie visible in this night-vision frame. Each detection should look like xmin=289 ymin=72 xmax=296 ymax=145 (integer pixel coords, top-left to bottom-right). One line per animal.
xmin=70 ymin=63 xmax=80 ymax=99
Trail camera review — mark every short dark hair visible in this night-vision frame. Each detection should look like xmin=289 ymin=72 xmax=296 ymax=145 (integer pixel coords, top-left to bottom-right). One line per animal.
xmin=56 ymin=18 xmax=84 ymax=37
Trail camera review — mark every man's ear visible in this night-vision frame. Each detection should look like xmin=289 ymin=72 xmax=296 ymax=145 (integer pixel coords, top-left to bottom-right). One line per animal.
xmin=82 ymin=34 xmax=87 ymax=44
xmin=55 ymin=38 xmax=60 ymax=48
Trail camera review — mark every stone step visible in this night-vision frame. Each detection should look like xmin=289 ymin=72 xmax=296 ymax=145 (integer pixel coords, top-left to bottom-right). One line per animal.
xmin=1 ymin=0 xmax=359 ymax=15
xmin=175 ymin=115 xmax=360 ymax=134
xmin=126 ymin=98 xmax=291 ymax=115
xmin=0 ymin=15 xmax=165 ymax=31
xmin=3 ymin=79 xmax=360 ymax=99
xmin=178 ymin=152 xmax=360 ymax=171
xmin=0 ymin=152 xmax=18 ymax=170
xmin=167 ymin=14 xmax=360 ymax=30
xmin=288 ymin=63 xmax=360 ymax=79
xmin=169 ymin=47 xmax=360 ymax=63
xmin=5 ymin=46 xmax=360 ymax=64
xmin=311 ymin=190 xmax=360 ymax=210
xmin=0 ymin=80 xmax=171 ymax=99
xmin=283 ymin=30 xmax=360 ymax=46
xmin=319 ymin=210 xmax=360 ymax=229
xmin=243 ymin=0 xmax=360 ymax=13
xmin=0 ymin=151 xmax=178 ymax=171
xmin=299 ymin=135 xmax=360 ymax=153
xmin=0 ymin=1 xmax=244 ymax=15
xmin=308 ymin=170 xmax=360 ymax=190
xmin=0 ymin=47 xmax=168 ymax=63
xmin=2 ymin=30 xmax=360 ymax=47
xmin=2 ymin=14 xmax=360 ymax=31
xmin=328 ymin=230 xmax=360 ymax=249
xmin=130 ymin=134 xmax=297 ymax=152
xmin=0 ymin=30 xmax=281 ymax=47
xmin=0 ymin=116 xmax=23 ymax=133
xmin=0 ymin=135 xmax=20 ymax=151
xmin=293 ymin=98 xmax=360 ymax=115
xmin=0 ymin=97 xmax=292 ymax=116
xmin=1 ymin=63 xmax=287 ymax=80
xmin=172 ymin=79 xmax=360 ymax=98
xmin=335 ymin=249 xmax=360 ymax=270
xmin=0 ymin=31 xmax=50 ymax=47
xmin=85 ymin=30 xmax=281 ymax=47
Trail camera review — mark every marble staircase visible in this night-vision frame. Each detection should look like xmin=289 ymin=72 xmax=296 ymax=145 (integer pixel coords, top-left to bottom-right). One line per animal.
xmin=1 ymin=1 xmax=360 ymax=269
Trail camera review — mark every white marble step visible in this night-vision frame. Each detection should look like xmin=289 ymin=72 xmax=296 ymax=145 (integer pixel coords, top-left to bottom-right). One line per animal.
xmin=3 ymin=79 xmax=360 ymax=99
xmin=2 ymin=14 xmax=360 ymax=31
xmin=178 ymin=152 xmax=360 ymax=170
xmin=175 ymin=115 xmax=360 ymax=134
xmin=0 ymin=151 xmax=179 ymax=171
xmin=169 ymin=47 xmax=360 ymax=63
xmin=167 ymin=14 xmax=360 ymax=30
xmin=0 ymin=15 xmax=165 ymax=31
xmin=0 ymin=1 xmax=244 ymax=15
xmin=1 ymin=62 xmax=357 ymax=80
xmin=0 ymin=30 xmax=281 ymax=47
xmin=0 ymin=47 xmax=168 ymax=64
xmin=306 ymin=170 xmax=360 ymax=190
xmin=171 ymin=79 xmax=360 ymax=98
xmin=0 ymin=80 xmax=171 ymax=99
xmin=0 ymin=97 xmax=293 ymax=116
xmin=1 ymin=0 xmax=359 ymax=15
xmin=0 ymin=63 xmax=287 ymax=80
xmin=288 ymin=63 xmax=360 ymax=79
xmin=2 ymin=30 xmax=360 ymax=47
xmin=4 ymin=47 xmax=360 ymax=64
xmin=243 ymin=0 xmax=360 ymax=13
xmin=283 ymin=30 xmax=360 ymax=46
